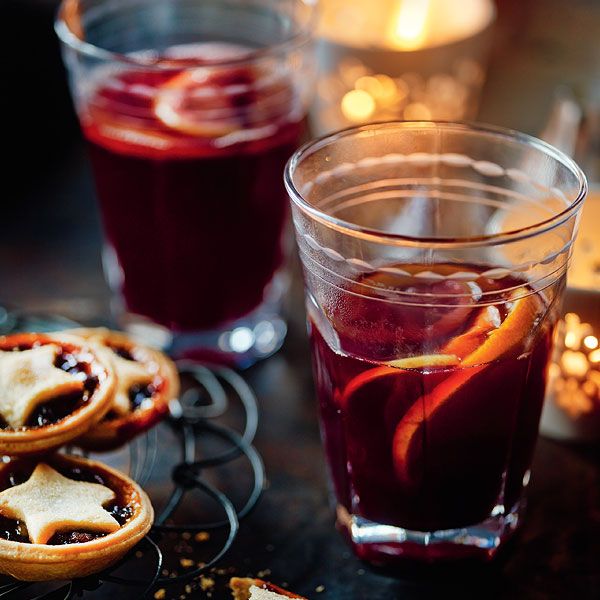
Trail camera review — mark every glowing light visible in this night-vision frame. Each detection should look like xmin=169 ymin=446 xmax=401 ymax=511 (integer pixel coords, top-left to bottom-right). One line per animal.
xmin=549 ymin=310 xmax=600 ymax=420
xmin=582 ymin=380 xmax=597 ymax=397
xmin=560 ymin=350 xmax=589 ymax=378
xmin=341 ymin=89 xmax=376 ymax=122
xmin=564 ymin=330 xmax=578 ymax=349
xmin=374 ymin=75 xmax=402 ymax=101
xmin=390 ymin=0 xmax=430 ymax=50
xmin=229 ymin=327 xmax=254 ymax=353
xmin=403 ymin=102 xmax=432 ymax=120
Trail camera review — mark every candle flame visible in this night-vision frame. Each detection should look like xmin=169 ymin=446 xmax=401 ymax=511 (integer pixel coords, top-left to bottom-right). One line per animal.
xmin=390 ymin=0 xmax=431 ymax=50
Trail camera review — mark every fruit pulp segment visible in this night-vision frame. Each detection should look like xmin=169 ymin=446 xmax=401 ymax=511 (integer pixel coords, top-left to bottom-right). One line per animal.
xmin=82 ymin=43 xmax=305 ymax=331
xmin=309 ymin=264 xmax=555 ymax=549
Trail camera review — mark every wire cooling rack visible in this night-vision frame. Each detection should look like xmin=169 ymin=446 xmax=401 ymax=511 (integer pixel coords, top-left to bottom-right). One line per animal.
xmin=0 ymin=312 xmax=265 ymax=599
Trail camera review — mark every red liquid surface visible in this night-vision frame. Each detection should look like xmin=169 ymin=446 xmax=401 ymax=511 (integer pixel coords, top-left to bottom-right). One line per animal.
xmin=309 ymin=264 xmax=555 ymax=547
xmin=81 ymin=44 xmax=304 ymax=331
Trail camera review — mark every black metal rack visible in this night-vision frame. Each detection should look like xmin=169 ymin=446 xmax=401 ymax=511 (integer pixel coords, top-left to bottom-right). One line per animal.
xmin=0 ymin=313 xmax=265 ymax=599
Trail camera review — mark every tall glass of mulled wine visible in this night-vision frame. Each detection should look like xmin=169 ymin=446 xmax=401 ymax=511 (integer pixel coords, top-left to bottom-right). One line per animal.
xmin=56 ymin=0 xmax=316 ymax=365
xmin=285 ymin=122 xmax=587 ymax=563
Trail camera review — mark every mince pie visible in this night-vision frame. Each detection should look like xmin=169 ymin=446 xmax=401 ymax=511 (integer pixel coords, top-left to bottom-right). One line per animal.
xmin=0 ymin=333 xmax=116 ymax=455
xmin=0 ymin=453 xmax=153 ymax=581
xmin=64 ymin=328 xmax=179 ymax=450
xmin=230 ymin=577 xmax=307 ymax=600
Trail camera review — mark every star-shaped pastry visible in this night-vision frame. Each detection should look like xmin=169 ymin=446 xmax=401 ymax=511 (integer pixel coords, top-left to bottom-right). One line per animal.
xmin=0 ymin=463 xmax=120 ymax=544
xmin=111 ymin=353 xmax=154 ymax=417
xmin=0 ymin=345 xmax=84 ymax=428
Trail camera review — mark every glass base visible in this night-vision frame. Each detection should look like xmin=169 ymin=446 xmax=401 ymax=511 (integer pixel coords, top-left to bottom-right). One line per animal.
xmin=336 ymin=502 xmax=523 ymax=565
xmin=119 ymin=299 xmax=287 ymax=368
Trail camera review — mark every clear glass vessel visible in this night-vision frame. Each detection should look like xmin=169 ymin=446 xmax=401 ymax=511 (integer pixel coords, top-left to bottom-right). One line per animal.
xmin=285 ymin=121 xmax=587 ymax=563
xmin=56 ymin=0 xmax=316 ymax=366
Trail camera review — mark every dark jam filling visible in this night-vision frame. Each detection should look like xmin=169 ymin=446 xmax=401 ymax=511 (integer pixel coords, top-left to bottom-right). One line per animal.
xmin=130 ymin=383 xmax=156 ymax=411
xmin=112 ymin=346 xmax=135 ymax=361
xmin=104 ymin=383 xmax=156 ymax=421
xmin=107 ymin=344 xmax=157 ymax=416
xmin=0 ymin=462 xmax=133 ymax=545
xmin=0 ymin=347 xmax=100 ymax=430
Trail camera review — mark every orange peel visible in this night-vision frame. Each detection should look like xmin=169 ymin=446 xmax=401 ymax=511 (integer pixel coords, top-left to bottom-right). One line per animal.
xmin=392 ymin=289 xmax=545 ymax=486
xmin=153 ymin=70 xmax=238 ymax=138
xmin=338 ymin=355 xmax=459 ymax=410
xmin=387 ymin=354 xmax=460 ymax=369
xmin=441 ymin=305 xmax=501 ymax=359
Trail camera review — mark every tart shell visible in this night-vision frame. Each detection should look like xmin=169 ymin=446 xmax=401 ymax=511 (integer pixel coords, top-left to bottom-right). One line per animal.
xmin=230 ymin=577 xmax=307 ymax=599
xmin=0 ymin=333 xmax=116 ymax=456
xmin=0 ymin=454 xmax=153 ymax=581
xmin=65 ymin=329 xmax=179 ymax=451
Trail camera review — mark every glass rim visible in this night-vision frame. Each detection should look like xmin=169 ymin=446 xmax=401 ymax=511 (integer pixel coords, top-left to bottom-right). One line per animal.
xmin=284 ymin=120 xmax=588 ymax=249
xmin=55 ymin=0 xmax=317 ymax=69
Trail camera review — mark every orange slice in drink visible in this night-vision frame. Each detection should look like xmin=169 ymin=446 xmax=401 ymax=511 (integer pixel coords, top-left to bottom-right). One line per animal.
xmin=153 ymin=69 xmax=240 ymax=138
xmin=339 ymin=354 xmax=459 ymax=410
xmin=440 ymin=305 xmax=501 ymax=359
xmin=392 ymin=289 xmax=544 ymax=486
xmin=338 ymin=359 xmax=451 ymax=482
xmin=387 ymin=354 xmax=460 ymax=370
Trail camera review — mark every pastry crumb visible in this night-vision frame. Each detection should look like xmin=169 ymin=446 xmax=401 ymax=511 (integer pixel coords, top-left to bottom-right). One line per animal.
xmin=154 ymin=589 xmax=166 ymax=600
xmin=180 ymin=558 xmax=194 ymax=568
xmin=256 ymin=569 xmax=271 ymax=578
xmin=195 ymin=531 xmax=210 ymax=542
xmin=200 ymin=576 xmax=215 ymax=591
xmin=315 ymin=584 xmax=325 ymax=593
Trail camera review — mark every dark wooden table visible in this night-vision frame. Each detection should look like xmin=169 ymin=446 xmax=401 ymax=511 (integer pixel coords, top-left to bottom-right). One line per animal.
xmin=3 ymin=0 xmax=599 ymax=598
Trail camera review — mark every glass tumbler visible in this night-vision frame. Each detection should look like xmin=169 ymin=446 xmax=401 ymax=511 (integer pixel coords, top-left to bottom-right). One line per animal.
xmin=56 ymin=0 xmax=316 ymax=365
xmin=285 ymin=122 xmax=587 ymax=563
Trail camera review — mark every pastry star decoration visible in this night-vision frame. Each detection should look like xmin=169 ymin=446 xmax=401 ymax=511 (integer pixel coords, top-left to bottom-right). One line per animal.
xmin=249 ymin=587 xmax=290 ymax=600
xmin=0 ymin=345 xmax=84 ymax=428
xmin=0 ymin=463 xmax=120 ymax=544
xmin=111 ymin=353 xmax=153 ymax=417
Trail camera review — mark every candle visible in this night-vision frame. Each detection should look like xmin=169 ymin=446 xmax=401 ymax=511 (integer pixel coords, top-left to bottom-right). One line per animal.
xmin=313 ymin=0 xmax=496 ymax=134
xmin=540 ymin=189 xmax=600 ymax=442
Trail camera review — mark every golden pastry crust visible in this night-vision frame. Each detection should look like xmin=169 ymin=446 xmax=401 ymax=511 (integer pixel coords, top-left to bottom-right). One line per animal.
xmin=0 ymin=333 xmax=116 ymax=455
xmin=64 ymin=328 xmax=179 ymax=451
xmin=230 ymin=577 xmax=307 ymax=599
xmin=0 ymin=454 xmax=153 ymax=581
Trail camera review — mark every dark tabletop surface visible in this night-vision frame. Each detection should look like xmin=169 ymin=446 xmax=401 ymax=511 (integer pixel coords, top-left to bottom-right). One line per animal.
xmin=2 ymin=0 xmax=600 ymax=598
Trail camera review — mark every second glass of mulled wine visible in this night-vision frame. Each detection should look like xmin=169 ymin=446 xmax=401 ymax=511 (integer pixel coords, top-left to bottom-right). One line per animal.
xmin=285 ymin=121 xmax=587 ymax=563
xmin=56 ymin=0 xmax=316 ymax=365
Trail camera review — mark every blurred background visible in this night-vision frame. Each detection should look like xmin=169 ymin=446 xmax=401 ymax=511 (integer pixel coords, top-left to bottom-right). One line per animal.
xmin=3 ymin=0 xmax=599 ymax=314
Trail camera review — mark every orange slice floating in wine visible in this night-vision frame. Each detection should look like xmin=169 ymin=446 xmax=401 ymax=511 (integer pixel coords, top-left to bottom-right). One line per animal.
xmin=387 ymin=354 xmax=461 ymax=370
xmin=153 ymin=69 xmax=240 ymax=138
xmin=392 ymin=289 xmax=545 ymax=486
xmin=339 ymin=354 xmax=460 ymax=410
xmin=440 ymin=305 xmax=501 ymax=359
